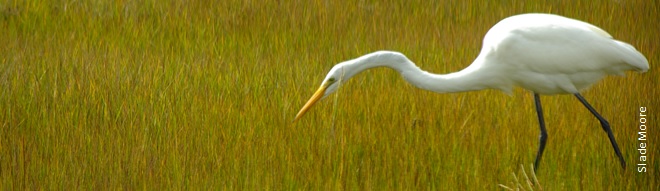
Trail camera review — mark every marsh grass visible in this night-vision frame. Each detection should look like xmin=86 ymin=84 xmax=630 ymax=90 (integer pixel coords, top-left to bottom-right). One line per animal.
xmin=498 ymin=164 xmax=542 ymax=191
xmin=1 ymin=0 xmax=658 ymax=190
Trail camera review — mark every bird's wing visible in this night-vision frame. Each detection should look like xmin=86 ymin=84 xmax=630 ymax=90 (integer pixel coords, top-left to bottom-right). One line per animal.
xmin=483 ymin=14 xmax=648 ymax=76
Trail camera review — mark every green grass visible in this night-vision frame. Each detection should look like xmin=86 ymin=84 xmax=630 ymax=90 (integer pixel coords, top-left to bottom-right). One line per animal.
xmin=1 ymin=0 xmax=658 ymax=190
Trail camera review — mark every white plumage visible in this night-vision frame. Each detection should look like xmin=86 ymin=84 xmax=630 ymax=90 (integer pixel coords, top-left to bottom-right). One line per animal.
xmin=295 ymin=13 xmax=649 ymax=170
xmin=479 ymin=14 xmax=648 ymax=94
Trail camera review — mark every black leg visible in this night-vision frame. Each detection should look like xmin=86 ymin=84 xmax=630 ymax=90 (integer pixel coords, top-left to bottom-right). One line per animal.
xmin=533 ymin=93 xmax=548 ymax=172
xmin=574 ymin=94 xmax=626 ymax=169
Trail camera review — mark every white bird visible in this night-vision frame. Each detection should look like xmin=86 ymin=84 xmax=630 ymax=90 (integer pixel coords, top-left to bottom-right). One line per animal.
xmin=294 ymin=13 xmax=649 ymax=170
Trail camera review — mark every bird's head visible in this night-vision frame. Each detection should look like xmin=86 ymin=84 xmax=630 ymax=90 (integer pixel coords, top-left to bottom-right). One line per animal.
xmin=294 ymin=65 xmax=346 ymax=122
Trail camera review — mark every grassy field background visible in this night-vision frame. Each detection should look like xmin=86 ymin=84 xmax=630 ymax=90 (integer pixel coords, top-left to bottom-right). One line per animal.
xmin=1 ymin=0 xmax=658 ymax=190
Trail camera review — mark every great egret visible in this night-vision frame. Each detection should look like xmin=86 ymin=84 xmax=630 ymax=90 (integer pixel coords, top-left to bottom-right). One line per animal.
xmin=294 ymin=13 xmax=649 ymax=170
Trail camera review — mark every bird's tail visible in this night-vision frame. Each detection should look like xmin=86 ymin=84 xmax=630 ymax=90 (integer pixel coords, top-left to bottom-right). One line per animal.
xmin=614 ymin=40 xmax=649 ymax=73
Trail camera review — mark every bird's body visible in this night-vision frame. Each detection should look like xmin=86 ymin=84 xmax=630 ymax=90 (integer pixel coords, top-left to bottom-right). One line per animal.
xmin=476 ymin=14 xmax=648 ymax=94
xmin=294 ymin=13 xmax=649 ymax=170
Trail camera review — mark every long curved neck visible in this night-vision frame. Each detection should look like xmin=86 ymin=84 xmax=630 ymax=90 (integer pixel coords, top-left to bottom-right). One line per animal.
xmin=340 ymin=51 xmax=498 ymax=93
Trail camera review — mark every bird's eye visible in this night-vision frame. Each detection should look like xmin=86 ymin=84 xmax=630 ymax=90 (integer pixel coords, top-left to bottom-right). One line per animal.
xmin=328 ymin=78 xmax=336 ymax=83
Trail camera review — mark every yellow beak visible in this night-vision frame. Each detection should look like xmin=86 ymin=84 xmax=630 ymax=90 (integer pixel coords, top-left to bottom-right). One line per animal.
xmin=294 ymin=83 xmax=328 ymax=122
